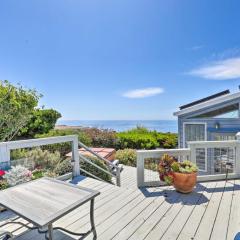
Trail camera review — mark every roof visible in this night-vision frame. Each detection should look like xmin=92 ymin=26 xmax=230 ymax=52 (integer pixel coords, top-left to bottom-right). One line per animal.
xmin=66 ymin=147 xmax=116 ymax=161
xmin=179 ymin=90 xmax=230 ymax=110
xmin=174 ymin=91 xmax=240 ymax=117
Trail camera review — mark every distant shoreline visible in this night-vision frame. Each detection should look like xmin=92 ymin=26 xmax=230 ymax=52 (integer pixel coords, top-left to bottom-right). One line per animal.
xmin=56 ymin=120 xmax=178 ymax=133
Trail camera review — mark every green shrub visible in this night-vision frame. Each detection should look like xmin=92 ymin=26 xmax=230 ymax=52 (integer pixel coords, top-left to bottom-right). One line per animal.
xmin=54 ymin=159 xmax=72 ymax=176
xmin=0 ymin=180 xmax=8 ymax=190
xmin=156 ymin=133 xmax=178 ymax=148
xmin=26 ymin=148 xmax=62 ymax=171
xmin=80 ymin=156 xmax=112 ymax=183
xmin=116 ymin=149 xmax=137 ymax=167
xmin=10 ymin=149 xmax=28 ymax=160
xmin=19 ymin=108 xmax=61 ymax=138
xmin=32 ymin=169 xmax=45 ymax=180
xmin=35 ymin=129 xmax=92 ymax=156
xmin=43 ymin=170 xmax=58 ymax=178
xmin=82 ymin=128 xmax=117 ymax=148
xmin=117 ymin=127 xmax=177 ymax=150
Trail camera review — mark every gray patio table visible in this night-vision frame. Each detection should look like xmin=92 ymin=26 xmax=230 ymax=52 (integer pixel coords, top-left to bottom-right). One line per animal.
xmin=0 ymin=177 xmax=100 ymax=240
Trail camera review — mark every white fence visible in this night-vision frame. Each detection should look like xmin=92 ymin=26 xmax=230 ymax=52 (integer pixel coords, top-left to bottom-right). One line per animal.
xmin=137 ymin=139 xmax=240 ymax=187
xmin=0 ymin=135 xmax=80 ymax=177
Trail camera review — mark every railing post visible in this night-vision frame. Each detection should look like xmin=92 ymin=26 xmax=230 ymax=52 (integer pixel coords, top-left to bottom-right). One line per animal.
xmin=116 ymin=167 xmax=121 ymax=187
xmin=71 ymin=136 xmax=80 ymax=177
xmin=137 ymin=151 xmax=144 ymax=188
xmin=189 ymin=143 xmax=196 ymax=165
xmin=0 ymin=143 xmax=10 ymax=169
xmin=235 ymin=133 xmax=240 ymax=176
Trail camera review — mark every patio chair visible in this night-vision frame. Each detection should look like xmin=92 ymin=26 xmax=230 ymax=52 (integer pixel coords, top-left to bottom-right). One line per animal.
xmin=108 ymin=159 xmax=123 ymax=175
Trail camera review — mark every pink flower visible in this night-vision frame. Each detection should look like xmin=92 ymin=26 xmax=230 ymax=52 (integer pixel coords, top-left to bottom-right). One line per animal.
xmin=25 ymin=170 xmax=32 ymax=178
xmin=0 ymin=170 xmax=5 ymax=177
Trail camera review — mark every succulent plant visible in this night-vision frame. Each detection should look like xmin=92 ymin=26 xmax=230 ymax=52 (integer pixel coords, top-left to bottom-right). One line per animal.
xmin=158 ymin=155 xmax=198 ymax=185
xmin=158 ymin=154 xmax=176 ymax=184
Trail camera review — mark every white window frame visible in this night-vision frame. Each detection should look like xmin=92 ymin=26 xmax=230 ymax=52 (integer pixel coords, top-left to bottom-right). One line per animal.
xmin=183 ymin=122 xmax=207 ymax=148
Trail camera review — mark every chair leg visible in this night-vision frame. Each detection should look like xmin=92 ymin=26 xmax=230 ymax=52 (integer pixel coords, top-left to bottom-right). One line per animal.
xmin=2 ymin=232 xmax=13 ymax=240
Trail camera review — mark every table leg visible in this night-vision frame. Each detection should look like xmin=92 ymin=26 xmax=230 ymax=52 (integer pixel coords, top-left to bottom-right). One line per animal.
xmin=90 ymin=199 xmax=97 ymax=239
xmin=48 ymin=224 xmax=53 ymax=240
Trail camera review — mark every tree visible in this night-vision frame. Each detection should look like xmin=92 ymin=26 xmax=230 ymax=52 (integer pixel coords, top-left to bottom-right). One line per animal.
xmin=0 ymin=80 xmax=40 ymax=141
xmin=20 ymin=108 xmax=62 ymax=138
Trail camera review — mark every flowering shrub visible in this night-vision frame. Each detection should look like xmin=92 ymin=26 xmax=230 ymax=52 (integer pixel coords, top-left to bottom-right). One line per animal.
xmin=0 ymin=170 xmax=5 ymax=178
xmin=82 ymin=128 xmax=117 ymax=148
xmin=4 ymin=166 xmax=32 ymax=186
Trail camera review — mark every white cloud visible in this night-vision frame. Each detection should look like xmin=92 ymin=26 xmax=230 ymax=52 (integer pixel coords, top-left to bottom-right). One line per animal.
xmin=189 ymin=57 xmax=240 ymax=80
xmin=190 ymin=45 xmax=204 ymax=51
xmin=123 ymin=87 xmax=164 ymax=98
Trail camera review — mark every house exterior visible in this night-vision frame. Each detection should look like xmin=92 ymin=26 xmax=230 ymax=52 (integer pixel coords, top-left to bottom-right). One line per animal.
xmin=174 ymin=90 xmax=240 ymax=148
xmin=174 ymin=90 xmax=240 ymax=175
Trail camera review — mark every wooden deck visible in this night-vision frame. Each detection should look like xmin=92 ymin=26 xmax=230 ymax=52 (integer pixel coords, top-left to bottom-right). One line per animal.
xmin=0 ymin=166 xmax=240 ymax=240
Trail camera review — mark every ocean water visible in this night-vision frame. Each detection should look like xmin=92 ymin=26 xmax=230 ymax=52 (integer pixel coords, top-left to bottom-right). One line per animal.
xmin=57 ymin=120 xmax=178 ymax=133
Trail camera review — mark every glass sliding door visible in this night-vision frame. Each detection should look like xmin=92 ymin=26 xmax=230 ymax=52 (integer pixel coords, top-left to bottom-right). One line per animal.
xmin=184 ymin=123 xmax=207 ymax=172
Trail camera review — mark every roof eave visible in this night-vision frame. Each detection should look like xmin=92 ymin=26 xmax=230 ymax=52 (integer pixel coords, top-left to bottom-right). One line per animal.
xmin=173 ymin=91 xmax=240 ymax=117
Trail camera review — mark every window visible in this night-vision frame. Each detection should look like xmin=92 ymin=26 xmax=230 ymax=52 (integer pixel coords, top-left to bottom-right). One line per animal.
xmin=184 ymin=123 xmax=206 ymax=147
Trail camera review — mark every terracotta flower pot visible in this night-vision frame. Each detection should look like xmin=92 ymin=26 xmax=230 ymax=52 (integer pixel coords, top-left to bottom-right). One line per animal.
xmin=172 ymin=172 xmax=197 ymax=193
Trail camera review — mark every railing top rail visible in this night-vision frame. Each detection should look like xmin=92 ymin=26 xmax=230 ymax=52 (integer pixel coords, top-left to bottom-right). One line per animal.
xmin=137 ymin=148 xmax=190 ymax=153
xmin=0 ymin=135 xmax=78 ymax=150
xmin=188 ymin=140 xmax=239 ymax=145
xmin=188 ymin=140 xmax=239 ymax=148
xmin=79 ymin=154 xmax=115 ymax=177
xmin=137 ymin=148 xmax=190 ymax=158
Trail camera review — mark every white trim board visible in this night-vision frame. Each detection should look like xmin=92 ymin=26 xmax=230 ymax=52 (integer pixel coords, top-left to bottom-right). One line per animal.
xmin=174 ymin=91 xmax=240 ymax=117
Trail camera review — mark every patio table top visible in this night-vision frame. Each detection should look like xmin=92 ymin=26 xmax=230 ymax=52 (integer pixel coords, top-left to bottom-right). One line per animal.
xmin=0 ymin=177 xmax=100 ymax=227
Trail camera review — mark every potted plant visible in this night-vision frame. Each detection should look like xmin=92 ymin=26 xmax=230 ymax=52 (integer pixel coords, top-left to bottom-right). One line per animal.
xmin=158 ymin=154 xmax=198 ymax=193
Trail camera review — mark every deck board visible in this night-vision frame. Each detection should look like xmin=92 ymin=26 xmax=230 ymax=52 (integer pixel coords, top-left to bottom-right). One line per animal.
xmin=0 ymin=166 xmax=239 ymax=240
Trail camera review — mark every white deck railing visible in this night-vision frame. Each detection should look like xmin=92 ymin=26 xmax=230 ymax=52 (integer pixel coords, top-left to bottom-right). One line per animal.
xmin=0 ymin=135 xmax=80 ymax=176
xmin=137 ymin=139 xmax=240 ymax=187
xmin=0 ymin=135 xmax=121 ymax=186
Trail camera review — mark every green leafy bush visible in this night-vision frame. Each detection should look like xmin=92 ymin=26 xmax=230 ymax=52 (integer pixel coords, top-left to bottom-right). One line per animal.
xmin=54 ymin=160 xmax=72 ymax=176
xmin=0 ymin=180 xmax=8 ymax=190
xmin=116 ymin=149 xmax=137 ymax=167
xmin=117 ymin=127 xmax=177 ymax=150
xmin=117 ymin=127 xmax=159 ymax=149
xmin=32 ymin=169 xmax=45 ymax=180
xmin=156 ymin=133 xmax=178 ymax=149
xmin=0 ymin=80 xmax=40 ymax=142
xmin=19 ymin=108 xmax=61 ymax=138
xmin=26 ymin=148 xmax=62 ymax=171
xmin=11 ymin=149 xmax=28 ymax=160
xmin=80 ymin=156 xmax=112 ymax=183
xmin=35 ymin=129 xmax=92 ymax=156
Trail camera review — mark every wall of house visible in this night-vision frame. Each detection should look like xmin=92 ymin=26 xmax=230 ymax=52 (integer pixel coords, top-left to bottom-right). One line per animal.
xmin=177 ymin=98 xmax=240 ymax=148
xmin=178 ymin=118 xmax=240 ymax=148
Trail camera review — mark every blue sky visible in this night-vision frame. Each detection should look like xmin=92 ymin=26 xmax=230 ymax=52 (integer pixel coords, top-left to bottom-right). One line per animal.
xmin=1 ymin=0 xmax=240 ymax=120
